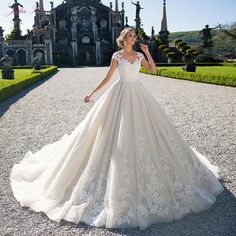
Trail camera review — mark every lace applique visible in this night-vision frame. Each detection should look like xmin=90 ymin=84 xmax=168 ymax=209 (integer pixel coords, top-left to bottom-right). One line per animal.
xmin=135 ymin=133 xmax=223 ymax=218
xmin=112 ymin=51 xmax=144 ymax=64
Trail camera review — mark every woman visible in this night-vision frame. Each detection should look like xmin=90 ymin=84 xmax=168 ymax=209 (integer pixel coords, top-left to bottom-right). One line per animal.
xmin=84 ymin=27 xmax=157 ymax=103
xmin=10 ymin=27 xmax=224 ymax=231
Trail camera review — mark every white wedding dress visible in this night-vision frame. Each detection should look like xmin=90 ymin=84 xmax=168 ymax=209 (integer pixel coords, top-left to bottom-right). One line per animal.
xmin=10 ymin=50 xmax=224 ymax=231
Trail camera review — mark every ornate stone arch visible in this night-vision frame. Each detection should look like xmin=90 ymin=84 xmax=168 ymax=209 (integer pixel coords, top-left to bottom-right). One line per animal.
xmin=5 ymin=49 xmax=15 ymax=57
xmin=16 ymin=48 xmax=27 ymax=65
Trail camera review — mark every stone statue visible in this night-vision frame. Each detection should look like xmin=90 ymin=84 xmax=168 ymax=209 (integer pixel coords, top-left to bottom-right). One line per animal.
xmin=26 ymin=29 xmax=33 ymax=39
xmin=50 ymin=1 xmax=54 ymax=9
xmin=0 ymin=27 xmax=4 ymax=38
xmin=131 ymin=1 xmax=143 ymax=19
xmin=151 ymin=26 xmax=155 ymax=39
xmin=9 ymin=0 xmax=23 ymax=18
xmin=1 ymin=54 xmax=14 ymax=79
xmin=1 ymin=54 xmax=13 ymax=67
xmin=85 ymin=51 xmax=90 ymax=64
xmin=125 ymin=16 xmax=128 ymax=26
xmin=44 ymin=26 xmax=50 ymax=39
xmin=199 ymin=24 xmax=220 ymax=47
xmin=90 ymin=8 xmax=97 ymax=23
xmin=182 ymin=53 xmax=196 ymax=72
xmin=81 ymin=18 xmax=89 ymax=30
xmin=33 ymin=52 xmax=43 ymax=70
xmin=109 ymin=2 xmax=113 ymax=9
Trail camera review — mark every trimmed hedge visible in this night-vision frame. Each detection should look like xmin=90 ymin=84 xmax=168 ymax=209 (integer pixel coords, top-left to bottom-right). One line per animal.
xmin=155 ymin=62 xmax=223 ymax=67
xmin=223 ymin=62 xmax=236 ymax=67
xmin=0 ymin=66 xmax=58 ymax=102
xmin=140 ymin=67 xmax=236 ymax=87
xmin=0 ymin=65 xmax=53 ymax=69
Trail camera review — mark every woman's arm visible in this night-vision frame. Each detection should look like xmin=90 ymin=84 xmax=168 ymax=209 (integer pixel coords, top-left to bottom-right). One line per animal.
xmin=140 ymin=43 xmax=157 ymax=74
xmin=84 ymin=57 xmax=117 ymax=102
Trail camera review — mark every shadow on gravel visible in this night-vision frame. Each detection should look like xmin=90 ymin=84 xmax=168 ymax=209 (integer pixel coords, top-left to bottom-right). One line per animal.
xmin=0 ymin=70 xmax=59 ymax=117
xmin=56 ymin=186 xmax=236 ymax=236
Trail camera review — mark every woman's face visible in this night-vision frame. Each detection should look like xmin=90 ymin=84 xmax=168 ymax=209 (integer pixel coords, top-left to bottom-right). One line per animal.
xmin=124 ymin=31 xmax=137 ymax=46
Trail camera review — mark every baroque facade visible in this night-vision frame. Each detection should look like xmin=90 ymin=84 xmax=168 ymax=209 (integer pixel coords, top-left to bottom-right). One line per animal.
xmin=0 ymin=0 xmax=53 ymax=66
xmin=0 ymin=0 xmax=125 ymax=66
xmin=0 ymin=0 xmax=166 ymax=66
xmin=47 ymin=0 xmax=125 ymax=65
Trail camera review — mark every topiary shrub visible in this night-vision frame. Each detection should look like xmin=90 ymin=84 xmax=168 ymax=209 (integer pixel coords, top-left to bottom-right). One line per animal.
xmin=174 ymin=39 xmax=183 ymax=45
xmin=159 ymin=44 xmax=168 ymax=50
xmin=182 ymin=45 xmax=191 ymax=53
xmin=163 ymin=48 xmax=172 ymax=54
xmin=177 ymin=41 xmax=187 ymax=48
xmin=167 ymin=52 xmax=176 ymax=57
xmin=192 ymin=51 xmax=200 ymax=56
xmin=186 ymin=49 xmax=196 ymax=54
xmin=166 ymin=52 xmax=176 ymax=62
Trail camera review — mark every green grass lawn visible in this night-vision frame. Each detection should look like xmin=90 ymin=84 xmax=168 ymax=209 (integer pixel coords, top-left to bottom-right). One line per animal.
xmin=0 ymin=66 xmax=58 ymax=101
xmin=141 ymin=65 xmax=236 ymax=87
xmin=0 ymin=68 xmax=47 ymax=87
xmin=157 ymin=66 xmax=236 ymax=77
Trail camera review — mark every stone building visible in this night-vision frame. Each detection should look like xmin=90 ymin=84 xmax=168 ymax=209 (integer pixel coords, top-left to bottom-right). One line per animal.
xmin=0 ymin=0 xmax=53 ymax=66
xmin=33 ymin=0 xmax=125 ymax=66
xmin=0 ymin=0 xmax=125 ymax=66
xmin=0 ymin=0 xmax=164 ymax=66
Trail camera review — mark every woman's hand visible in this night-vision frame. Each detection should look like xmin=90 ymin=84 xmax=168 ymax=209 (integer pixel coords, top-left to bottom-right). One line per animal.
xmin=140 ymin=43 xmax=150 ymax=54
xmin=84 ymin=95 xmax=92 ymax=103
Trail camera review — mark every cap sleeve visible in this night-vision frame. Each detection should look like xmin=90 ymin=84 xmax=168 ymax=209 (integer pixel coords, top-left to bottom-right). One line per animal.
xmin=112 ymin=52 xmax=119 ymax=61
xmin=137 ymin=52 xmax=145 ymax=61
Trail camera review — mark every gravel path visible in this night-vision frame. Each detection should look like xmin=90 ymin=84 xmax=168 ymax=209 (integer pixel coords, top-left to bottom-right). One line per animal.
xmin=0 ymin=67 xmax=235 ymax=236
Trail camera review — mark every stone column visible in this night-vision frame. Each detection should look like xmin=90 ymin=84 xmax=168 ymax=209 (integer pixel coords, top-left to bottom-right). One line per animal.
xmin=71 ymin=13 xmax=78 ymax=42
xmin=71 ymin=41 xmax=78 ymax=66
xmin=51 ymin=9 xmax=57 ymax=44
xmin=0 ymin=27 xmax=4 ymax=58
xmin=96 ymin=40 xmax=101 ymax=66
xmin=90 ymin=7 xmax=98 ymax=42
xmin=0 ymin=41 xmax=4 ymax=59
xmin=121 ymin=2 xmax=125 ymax=28
xmin=26 ymin=39 xmax=33 ymax=64
xmin=71 ymin=27 xmax=77 ymax=42
xmin=109 ymin=11 xmax=112 ymax=30
xmin=45 ymin=39 xmax=53 ymax=64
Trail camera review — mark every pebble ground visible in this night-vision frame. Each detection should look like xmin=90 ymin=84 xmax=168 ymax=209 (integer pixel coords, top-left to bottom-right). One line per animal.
xmin=0 ymin=67 xmax=235 ymax=236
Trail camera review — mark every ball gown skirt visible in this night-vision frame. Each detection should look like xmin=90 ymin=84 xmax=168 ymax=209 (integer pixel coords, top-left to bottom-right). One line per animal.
xmin=10 ymin=51 xmax=224 ymax=231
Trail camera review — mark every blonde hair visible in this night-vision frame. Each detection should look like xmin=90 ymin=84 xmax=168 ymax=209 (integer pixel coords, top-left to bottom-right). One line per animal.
xmin=116 ymin=27 xmax=137 ymax=48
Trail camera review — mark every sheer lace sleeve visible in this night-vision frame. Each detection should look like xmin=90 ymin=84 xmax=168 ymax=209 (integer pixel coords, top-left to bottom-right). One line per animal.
xmin=112 ymin=52 xmax=119 ymax=62
xmin=137 ymin=52 xmax=145 ymax=61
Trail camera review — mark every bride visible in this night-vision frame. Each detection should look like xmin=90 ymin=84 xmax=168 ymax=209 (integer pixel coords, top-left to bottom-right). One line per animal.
xmin=10 ymin=27 xmax=224 ymax=231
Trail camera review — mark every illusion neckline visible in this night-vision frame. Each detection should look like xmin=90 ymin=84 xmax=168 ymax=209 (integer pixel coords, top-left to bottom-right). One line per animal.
xmin=117 ymin=50 xmax=139 ymax=64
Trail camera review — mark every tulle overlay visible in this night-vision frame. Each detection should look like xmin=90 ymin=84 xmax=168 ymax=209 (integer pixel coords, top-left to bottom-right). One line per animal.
xmin=10 ymin=51 xmax=224 ymax=230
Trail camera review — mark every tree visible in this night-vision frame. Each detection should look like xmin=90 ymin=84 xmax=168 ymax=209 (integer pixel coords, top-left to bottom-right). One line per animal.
xmin=219 ymin=22 xmax=236 ymax=40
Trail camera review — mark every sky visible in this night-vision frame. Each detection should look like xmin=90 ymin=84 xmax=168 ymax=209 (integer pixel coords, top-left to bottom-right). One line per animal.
xmin=0 ymin=0 xmax=235 ymax=36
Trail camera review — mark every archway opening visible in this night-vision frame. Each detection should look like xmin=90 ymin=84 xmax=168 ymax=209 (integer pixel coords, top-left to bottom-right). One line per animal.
xmin=16 ymin=49 xmax=27 ymax=65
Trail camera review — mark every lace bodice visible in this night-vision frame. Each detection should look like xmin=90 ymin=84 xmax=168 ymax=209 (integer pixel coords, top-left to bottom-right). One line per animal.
xmin=112 ymin=50 xmax=144 ymax=82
